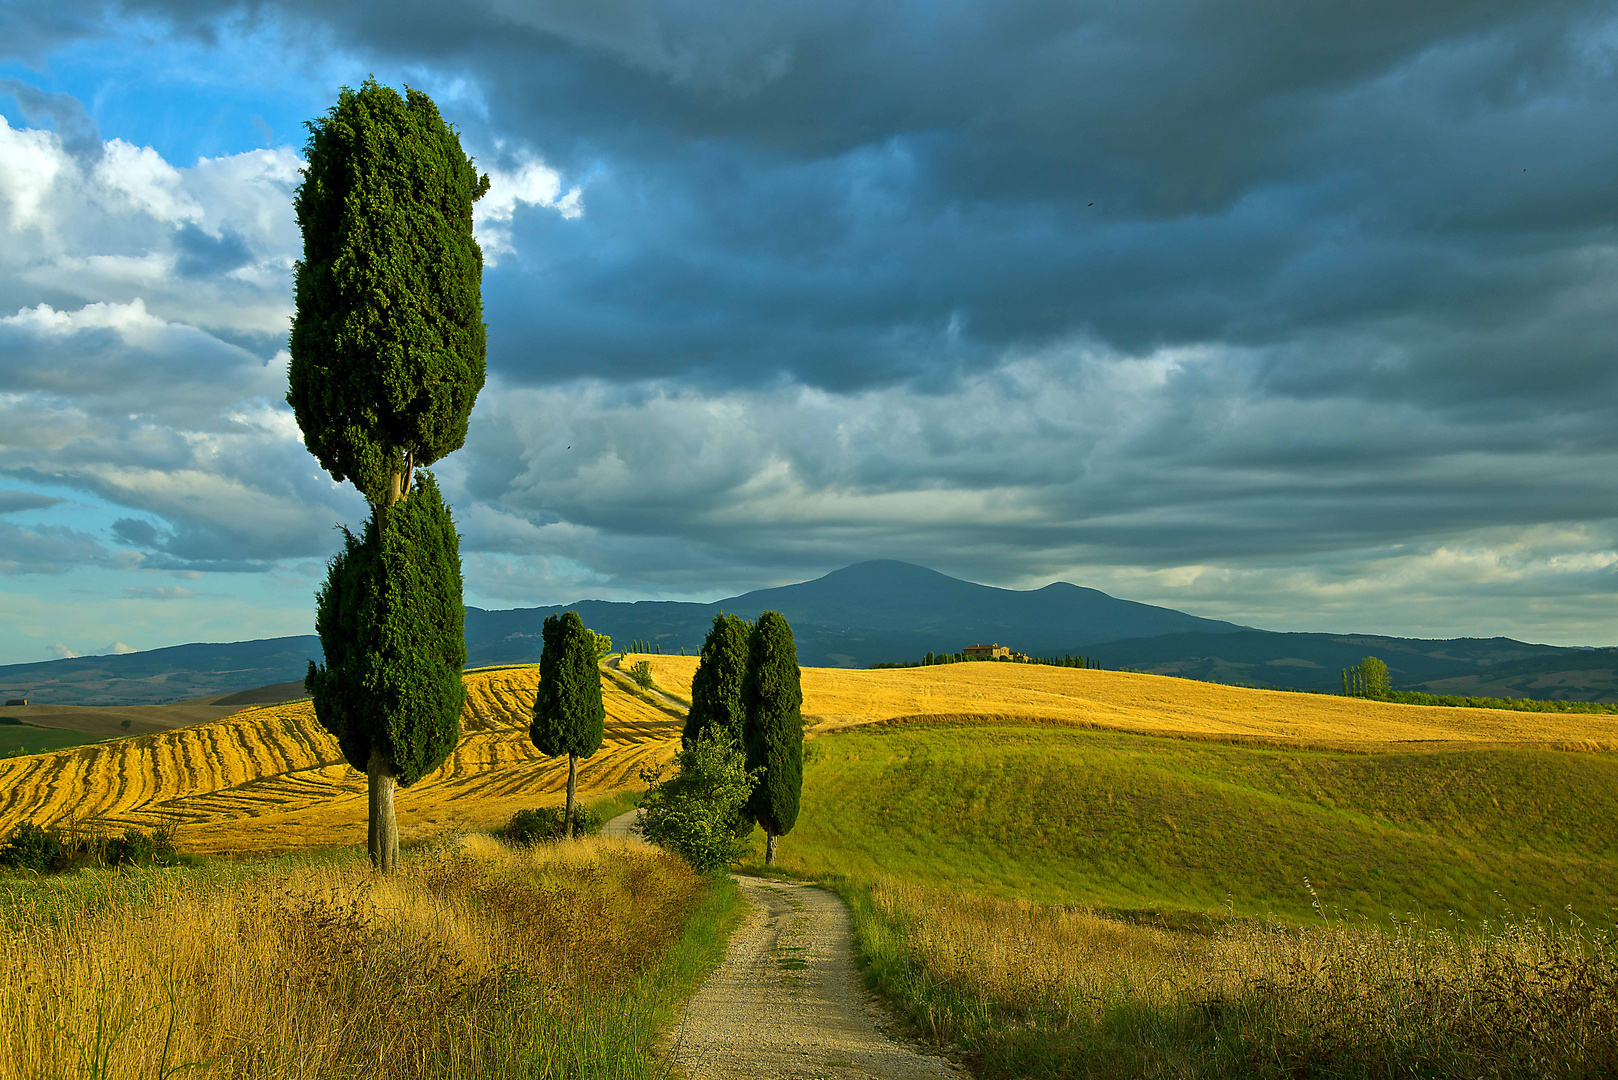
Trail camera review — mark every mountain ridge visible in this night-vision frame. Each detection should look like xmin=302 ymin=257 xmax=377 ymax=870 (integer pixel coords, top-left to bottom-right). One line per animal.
xmin=2 ymin=560 xmax=1611 ymax=705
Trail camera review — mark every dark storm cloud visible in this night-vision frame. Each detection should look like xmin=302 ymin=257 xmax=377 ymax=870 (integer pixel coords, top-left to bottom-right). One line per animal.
xmin=3 ymin=0 xmax=1614 ymax=641
xmin=0 ymin=491 xmax=64 ymax=514
xmin=21 ymin=0 xmax=1613 ymax=399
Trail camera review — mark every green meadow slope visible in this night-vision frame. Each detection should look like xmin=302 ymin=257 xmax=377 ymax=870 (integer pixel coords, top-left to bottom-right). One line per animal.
xmin=777 ymin=721 xmax=1618 ymax=922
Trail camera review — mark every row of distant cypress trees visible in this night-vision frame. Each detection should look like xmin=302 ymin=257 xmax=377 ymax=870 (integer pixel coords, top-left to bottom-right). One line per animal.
xmin=683 ymin=612 xmax=804 ymax=865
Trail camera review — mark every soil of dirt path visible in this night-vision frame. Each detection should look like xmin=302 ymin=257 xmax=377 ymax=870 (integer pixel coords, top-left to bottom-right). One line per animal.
xmin=668 ymin=875 xmax=962 ymax=1080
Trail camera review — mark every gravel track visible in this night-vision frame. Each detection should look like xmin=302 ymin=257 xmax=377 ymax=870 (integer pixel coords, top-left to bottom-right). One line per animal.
xmin=668 ymin=875 xmax=962 ymax=1080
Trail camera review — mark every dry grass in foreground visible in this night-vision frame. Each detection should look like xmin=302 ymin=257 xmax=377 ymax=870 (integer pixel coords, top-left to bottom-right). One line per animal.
xmin=632 ymin=653 xmax=1618 ymax=750
xmin=0 ymin=835 xmax=730 ymax=1080
xmin=0 ymin=667 xmax=681 ymax=854
xmin=850 ymin=878 xmax=1618 ymax=1080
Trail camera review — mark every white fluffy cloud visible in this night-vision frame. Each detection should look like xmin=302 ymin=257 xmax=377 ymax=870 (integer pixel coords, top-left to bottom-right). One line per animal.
xmin=0 ymin=114 xmax=300 ymax=338
xmin=474 ymin=154 xmax=583 ymax=262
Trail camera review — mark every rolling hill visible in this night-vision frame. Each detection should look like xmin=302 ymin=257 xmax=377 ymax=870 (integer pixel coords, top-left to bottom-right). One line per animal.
xmin=0 ymin=666 xmax=681 ymax=854
xmin=1 ymin=560 xmax=1612 ymax=706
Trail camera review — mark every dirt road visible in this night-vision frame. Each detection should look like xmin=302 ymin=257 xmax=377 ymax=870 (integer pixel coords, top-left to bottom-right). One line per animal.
xmin=604 ymin=655 xmax=692 ymax=716
xmin=669 ymin=876 xmax=961 ymax=1080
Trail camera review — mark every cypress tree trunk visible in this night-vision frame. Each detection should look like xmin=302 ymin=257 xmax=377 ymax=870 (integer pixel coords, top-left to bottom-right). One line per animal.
xmin=765 ymin=831 xmax=778 ymax=865
xmin=367 ymin=744 xmax=398 ymax=872
xmin=566 ymin=753 xmax=579 ymax=839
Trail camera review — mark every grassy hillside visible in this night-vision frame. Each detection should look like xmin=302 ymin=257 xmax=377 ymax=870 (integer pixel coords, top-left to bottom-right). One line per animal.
xmin=760 ymin=713 xmax=1618 ymax=1078
xmin=0 ymin=722 xmax=105 ymax=758
xmin=0 ymin=666 xmax=681 ymax=854
xmin=637 ymin=653 xmax=1618 ymax=750
xmin=769 ymin=722 xmax=1617 ymax=921
xmin=0 ymin=836 xmax=743 ymax=1080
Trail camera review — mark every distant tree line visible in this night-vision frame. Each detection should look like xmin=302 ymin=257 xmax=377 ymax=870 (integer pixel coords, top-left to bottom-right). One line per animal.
xmin=625 ymin=640 xmax=688 ymax=656
xmin=1383 ymin=691 xmax=1618 ymax=714
xmin=872 ymin=652 xmax=1104 ymax=670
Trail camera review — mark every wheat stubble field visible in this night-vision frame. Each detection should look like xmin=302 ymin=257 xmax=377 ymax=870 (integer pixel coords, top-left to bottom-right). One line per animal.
xmin=0 ymin=666 xmax=680 ymax=853
xmin=635 ymin=653 xmax=1618 ymax=750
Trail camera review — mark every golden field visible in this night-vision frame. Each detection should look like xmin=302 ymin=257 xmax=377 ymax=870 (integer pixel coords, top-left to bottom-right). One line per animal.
xmin=0 ymin=835 xmax=712 ymax=1079
xmin=631 ymin=653 xmax=1618 ymax=750
xmin=0 ymin=666 xmax=680 ymax=854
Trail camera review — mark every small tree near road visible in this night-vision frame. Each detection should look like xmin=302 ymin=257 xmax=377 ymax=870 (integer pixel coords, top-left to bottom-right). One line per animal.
xmin=685 ymin=613 xmax=750 ymax=748
xmin=638 ymin=729 xmax=758 ymax=872
xmin=530 ymin=611 xmax=606 ymax=838
xmin=743 ymin=610 xmax=803 ymax=866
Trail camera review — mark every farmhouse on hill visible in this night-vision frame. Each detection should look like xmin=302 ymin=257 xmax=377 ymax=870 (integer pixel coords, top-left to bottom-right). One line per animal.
xmin=963 ymin=643 xmax=1032 ymax=662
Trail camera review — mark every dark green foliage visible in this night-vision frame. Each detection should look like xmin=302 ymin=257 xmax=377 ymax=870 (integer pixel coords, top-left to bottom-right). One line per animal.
xmin=530 ymin=611 xmax=606 ymax=760
xmin=685 ymin=614 xmax=751 ymax=747
xmin=306 ymin=470 xmax=466 ymax=785
xmin=104 ymin=826 xmax=180 ymax=868
xmin=502 ymin=805 xmax=604 ymax=844
xmin=288 ymin=78 xmax=490 ymax=503
xmin=1385 ymin=691 xmax=1618 ymax=713
xmin=743 ymin=610 xmax=804 ymax=839
xmin=1345 ymin=656 xmax=1392 ymax=699
xmin=0 ymin=822 xmax=185 ymax=874
xmin=639 ymin=730 xmax=759 ymax=872
xmin=629 ymin=660 xmax=654 ymax=689
xmin=0 ymin=822 xmax=62 ymax=873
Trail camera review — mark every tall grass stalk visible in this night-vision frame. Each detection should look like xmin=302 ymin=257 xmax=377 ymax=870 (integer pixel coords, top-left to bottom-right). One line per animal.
xmin=0 ymin=835 xmax=739 ymax=1079
xmin=845 ymin=877 xmax=1618 ymax=1079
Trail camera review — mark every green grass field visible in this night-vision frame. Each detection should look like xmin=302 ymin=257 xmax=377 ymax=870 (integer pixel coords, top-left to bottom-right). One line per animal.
xmin=0 ymin=722 xmax=105 ymax=758
xmin=773 ymin=721 xmax=1618 ymax=922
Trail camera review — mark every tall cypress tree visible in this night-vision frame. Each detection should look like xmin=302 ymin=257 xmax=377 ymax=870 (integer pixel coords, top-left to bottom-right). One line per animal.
xmin=531 ymin=611 xmax=606 ymax=838
xmin=743 ymin=610 xmax=803 ymax=866
xmin=306 ymin=472 xmax=466 ymax=871
xmin=289 ymin=79 xmax=488 ymax=871
xmin=685 ymin=613 xmax=751 ymax=748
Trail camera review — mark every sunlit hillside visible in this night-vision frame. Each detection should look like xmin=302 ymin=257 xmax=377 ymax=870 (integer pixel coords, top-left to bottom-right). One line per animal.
xmin=0 ymin=667 xmax=679 ymax=854
xmin=632 ymin=653 xmax=1617 ymax=750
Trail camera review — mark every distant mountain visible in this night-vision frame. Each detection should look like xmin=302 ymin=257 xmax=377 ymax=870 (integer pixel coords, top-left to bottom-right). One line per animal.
xmin=463 ymin=560 xmax=1246 ymax=669
xmin=0 ymin=637 xmax=321 ymax=707
xmin=2 ymin=560 xmax=1612 ymax=705
xmin=0 ymin=561 xmax=1241 ymax=704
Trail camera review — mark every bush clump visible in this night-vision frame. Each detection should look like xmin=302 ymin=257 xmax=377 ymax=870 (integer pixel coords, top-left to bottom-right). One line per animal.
xmin=638 ymin=730 xmax=759 ymax=872
xmin=105 ymin=826 xmax=181 ymax=867
xmin=502 ymin=805 xmax=604 ymax=845
xmin=0 ymin=821 xmax=63 ymax=873
xmin=628 ymin=660 xmax=654 ymax=690
xmin=0 ymin=821 xmax=184 ymax=873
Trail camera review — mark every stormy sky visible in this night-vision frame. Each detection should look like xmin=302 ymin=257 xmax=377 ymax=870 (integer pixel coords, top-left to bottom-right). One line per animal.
xmin=1 ymin=0 xmax=1615 ymax=662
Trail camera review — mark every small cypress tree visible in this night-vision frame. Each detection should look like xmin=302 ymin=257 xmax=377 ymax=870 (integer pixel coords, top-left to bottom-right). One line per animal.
xmin=306 ymin=471 xmax=465 ymax=872
xmin=743 ymin=610 xmax=804 ymax=866
xmin=531 ymin=611 xmax=606 ymax=838
xmin=685 ymin=614 xmax=751 ymax=748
